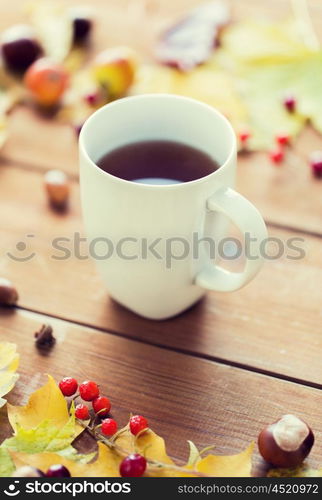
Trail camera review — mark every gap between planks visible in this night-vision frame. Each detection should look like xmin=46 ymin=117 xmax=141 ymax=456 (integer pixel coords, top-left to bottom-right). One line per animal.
xmin=15 ymin=303 xmax=322 ymax=394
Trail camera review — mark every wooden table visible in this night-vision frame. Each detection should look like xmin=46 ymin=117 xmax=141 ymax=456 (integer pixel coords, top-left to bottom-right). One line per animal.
xmin=1 ymin=0 xmax=322 ymax=476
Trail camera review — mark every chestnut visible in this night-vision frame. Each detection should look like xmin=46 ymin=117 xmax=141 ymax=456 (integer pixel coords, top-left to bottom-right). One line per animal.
xmin=12 ymin=466 xmax=44 ymax=477
xmin=1 ymin=24 xmax=43 ymax=73
xmin=0 ymin=278 xmax=18 ymax=305
xmin=258 ymin=414 xmax=314 ymax=468
xmin=69 ymin=7 xmax=93 ymax=44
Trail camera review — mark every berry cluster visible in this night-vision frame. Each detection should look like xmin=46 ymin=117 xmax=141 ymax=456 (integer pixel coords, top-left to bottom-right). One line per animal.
xmin=59 ymin=377 xmax=111 ymax=420
xmin=238 ymin=95 xmax=322 ymax=178
xmin=59 ymin=376 xmax=149 ymax=477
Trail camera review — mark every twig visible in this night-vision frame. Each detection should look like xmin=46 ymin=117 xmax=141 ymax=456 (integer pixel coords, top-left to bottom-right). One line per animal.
xmin=78 ymin=421 xmax=211 ymax=477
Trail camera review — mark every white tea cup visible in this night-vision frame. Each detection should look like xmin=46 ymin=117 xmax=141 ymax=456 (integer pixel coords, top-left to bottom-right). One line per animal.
xmin=79 ymin=94 xmax=267 ymax=320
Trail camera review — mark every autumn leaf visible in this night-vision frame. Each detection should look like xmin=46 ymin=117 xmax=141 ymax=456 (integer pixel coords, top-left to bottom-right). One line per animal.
xmin=131 ymin=62 xmax=247 ymax=127
xmin=28 ymin=1 xmax=73 ymax=63
xmin=1 ymin=373 xmax=254 ymax=477
xmin=195 ymin=443 xmax=254 ymax=477
xmin=9 ymin=375 xmax=69 ymax=430
xmin=186 ymin=440 xmax=200 ymax=467
xmin=4 ymin=411 xmax=78 ymax=454
xmin=268 ymin=464 xmax=322 ymax=477
xmin=115 ymin=427 xmax=185 ymax=477
xmin=0 ymin=342 xmax=19 ymax=408
xmin=134 ymin=14 xmax=322 ymax=151
xmin=7 ymin=419 xmax=255 ymax=478
xmin=221 ymin=21 xmax=312 ymax=65
xmin=7 ymin=375 xmax=83 ymax=444
xmin=0 ymin=448 xmax=15 ymax=477
xmin=10 ymin=442 xmax=120 ymax=477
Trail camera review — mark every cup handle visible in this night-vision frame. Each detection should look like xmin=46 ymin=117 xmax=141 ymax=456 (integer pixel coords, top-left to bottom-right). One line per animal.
xmin=195 ymin=187 xmax=268 ymax=292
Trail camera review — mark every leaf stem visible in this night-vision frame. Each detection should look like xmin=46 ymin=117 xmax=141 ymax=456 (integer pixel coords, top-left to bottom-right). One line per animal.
xmin=291 ymin=0 xmax=320 ymax=51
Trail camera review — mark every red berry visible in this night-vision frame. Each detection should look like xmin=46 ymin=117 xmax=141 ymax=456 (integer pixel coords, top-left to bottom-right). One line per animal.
xmin=269 ymin=149 xmax=284 ymax=164
xmin=84 ymin=91 xmax=100 ymax=106
xmin=129 ymin=415 xmax=148 ymax=436
xmin=46 ymin=465 xmax=70 ymax=477
xmin=283 ymin=95 xmax=296 ymax=113
xmin=120 ymin=453 xmax=147 ymax=477
xmin=239 ymin=130 xmax=251 ymax=143
xmin=101 ymin=418 xmax=118 ymax=436
xmin=309 ymin=151 xmax=322 ymax=178
xmin=75 ymin=403 xmax=89 ymax=420
xmin=92 ymin=396 xmax=111 ymax=417
xmin=276 ymin=134 xmax=290 ymax=146
xmin=79 ymin=380 xmax=99 ymax=401
xmin=59 ymin=377 xmax=78 ymax=397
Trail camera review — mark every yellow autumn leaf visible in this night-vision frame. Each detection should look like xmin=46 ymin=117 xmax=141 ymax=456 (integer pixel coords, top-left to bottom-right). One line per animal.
xmin=28 ymin=1 xmax=73 ymax=63
xmin=221 ymin=21 xmax=311 ymax=65
xmin=0 ymin=342 xmax=19 ymax=372
xmin=7 ymin=375 xmax=83 ymax=439
xmin=195 ymin=443 xmax=254 ymax=477
xmin=0 ymin=342 xmax=19 ymax=408
xmin=268 ymin=464 xmax=322 ymax=477
xmin=10 ymin=442 xmax=120 ymax=477
xmin=8 ymin=419 xmax=255 ymax=478
xmin=132 ymin=63 xmax=247 ymax=127
xmin=7 ymin=375 xmax=68 ymax=431
xmin=115 ymin=427 xmax=186 ymax=477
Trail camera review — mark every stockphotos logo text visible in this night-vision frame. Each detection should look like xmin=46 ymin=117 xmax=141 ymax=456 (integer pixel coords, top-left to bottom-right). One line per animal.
xmin=4 ymin=480 xmax=131 ymax=496
xmin=6 ymin=232 xmax=306 ymax=269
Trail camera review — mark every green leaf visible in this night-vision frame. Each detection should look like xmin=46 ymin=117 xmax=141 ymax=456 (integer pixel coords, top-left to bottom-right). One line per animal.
xmin=0 ymin=447 xmax=15 ymax=477
xmin=57 ymin=446 xmax=96 ymax=464
xmin=4 ymin=412 xmax=78 ymax=454
xmin=268 ymin=464 xmax=322 ymax=477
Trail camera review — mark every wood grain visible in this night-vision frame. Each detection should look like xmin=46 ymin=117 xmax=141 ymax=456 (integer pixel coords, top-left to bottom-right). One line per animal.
xmin=1 ymin=308 xmax=322 ymax=474
xmin=0 ymin=0 xmax=322 ymax=479
xmin=0 ymin=163 xmax=321 ymax=385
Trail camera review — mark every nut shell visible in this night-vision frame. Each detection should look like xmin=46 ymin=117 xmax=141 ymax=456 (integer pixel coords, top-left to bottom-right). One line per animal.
xmin=12 ymin=466 xmax=44 ymax=477
xmin=0 ymin=278 xmax=18 ymax=305
xmin=1 ymin=24 xmax=43 ymax=72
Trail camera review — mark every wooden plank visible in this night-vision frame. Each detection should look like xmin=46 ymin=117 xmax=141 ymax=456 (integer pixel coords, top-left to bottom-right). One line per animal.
xmin=0 ymin=163 xmax=321 ymax=385
xmin=237 ymin=146 xmax=322 ymax=235
xmin=1 ymin=308 xmax=322 ymax=474
xmin=1 ymin=0 xmax=322 ymax=232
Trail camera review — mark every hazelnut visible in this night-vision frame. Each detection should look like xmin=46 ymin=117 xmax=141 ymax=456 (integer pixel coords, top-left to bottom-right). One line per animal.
xmin=12 ymin=466 xmax=44 ymax=477
xmin=258 ymin=414 xmax=314 ymax=468
xmin=44 ymin=169 xmax=69 ymax=210
xmin=0 ymin=278 xmax=18 ymax=305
